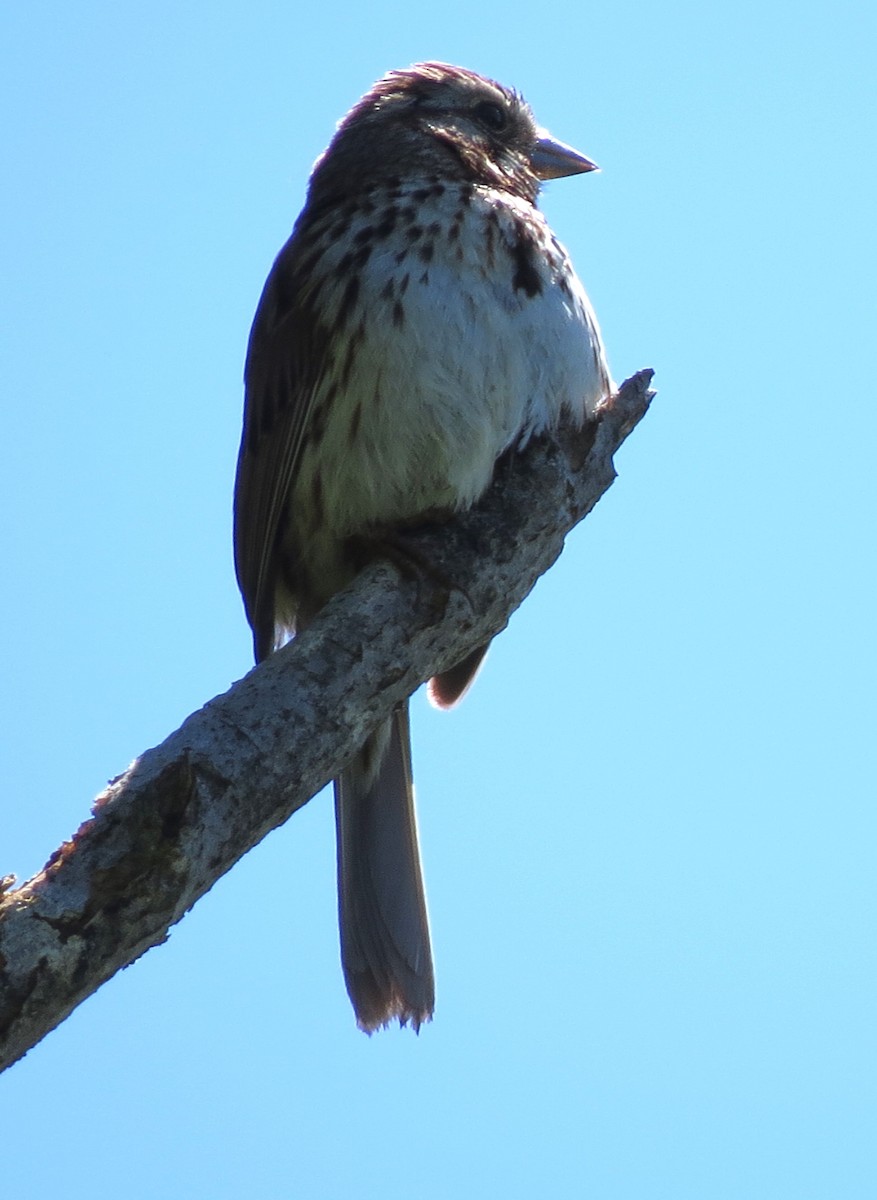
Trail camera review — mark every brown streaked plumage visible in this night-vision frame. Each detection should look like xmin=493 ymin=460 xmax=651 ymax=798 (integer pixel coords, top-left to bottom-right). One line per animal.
xmin=234 ymin=62 xmax=612 ymax=1031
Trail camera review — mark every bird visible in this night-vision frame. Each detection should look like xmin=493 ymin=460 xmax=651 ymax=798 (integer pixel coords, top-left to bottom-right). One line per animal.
xmin=233 ymin=61 xmax=612 ymax=1032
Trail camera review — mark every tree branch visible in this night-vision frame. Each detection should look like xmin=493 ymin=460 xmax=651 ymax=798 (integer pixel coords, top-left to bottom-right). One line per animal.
xmin=0 ymin=369 xmax=654 ymax=1071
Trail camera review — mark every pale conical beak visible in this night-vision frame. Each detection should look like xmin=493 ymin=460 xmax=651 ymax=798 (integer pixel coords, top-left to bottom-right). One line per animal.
xmin=530 ymin=129 xmax=599 ymax=180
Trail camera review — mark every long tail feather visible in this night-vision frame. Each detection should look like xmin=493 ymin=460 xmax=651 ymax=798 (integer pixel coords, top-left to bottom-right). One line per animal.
xmin=335 ymin=704 xmax=434 ymax=1031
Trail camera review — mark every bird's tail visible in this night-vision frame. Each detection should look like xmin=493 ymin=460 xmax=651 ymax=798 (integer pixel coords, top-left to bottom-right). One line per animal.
xmin=334 ymin=703 xmax=434 ymax=1032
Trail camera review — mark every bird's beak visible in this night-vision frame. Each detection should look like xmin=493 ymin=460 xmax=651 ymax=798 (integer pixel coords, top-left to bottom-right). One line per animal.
xmin=530 ymin=129 xmax=599 ymax=180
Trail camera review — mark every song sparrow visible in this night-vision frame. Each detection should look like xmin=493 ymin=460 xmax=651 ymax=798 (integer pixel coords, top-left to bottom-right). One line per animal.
xmin=234 ymin=62 xmax=612 ymax=1031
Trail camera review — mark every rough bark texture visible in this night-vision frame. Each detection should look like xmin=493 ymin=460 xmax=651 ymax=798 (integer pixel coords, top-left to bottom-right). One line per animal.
xmin=0 ymin=369 xmax=653 ymax=1071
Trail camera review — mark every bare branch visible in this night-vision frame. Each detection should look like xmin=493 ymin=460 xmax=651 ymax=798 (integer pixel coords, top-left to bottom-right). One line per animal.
xmin=0 ymin=370 xmax=653 ymax=1071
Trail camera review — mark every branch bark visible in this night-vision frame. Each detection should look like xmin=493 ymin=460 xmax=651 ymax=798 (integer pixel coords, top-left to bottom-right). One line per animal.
xmin=0 ymin=369 xmax=654 ymax=1071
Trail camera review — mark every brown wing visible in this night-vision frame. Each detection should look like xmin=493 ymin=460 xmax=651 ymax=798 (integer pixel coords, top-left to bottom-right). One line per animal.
xmin=233 ymin=229 xmax=328 ymax=662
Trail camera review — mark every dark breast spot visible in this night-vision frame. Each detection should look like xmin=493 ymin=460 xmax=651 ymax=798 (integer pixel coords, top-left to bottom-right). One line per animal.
xmin=374 ymin=207 xmax=398 ymax=238
xmin=510 ymin=224 xmax=544 ymax=298
xmin=296 ymin=247 xmax=324 ymax=280
xmin=335 ymin=274 xmax=360 ymax=326
xmin=344 ymin=319 xmax=367 ymax=374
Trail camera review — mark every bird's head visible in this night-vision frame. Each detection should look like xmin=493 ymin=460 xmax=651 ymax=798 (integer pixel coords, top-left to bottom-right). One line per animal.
xmin=310 ymin=62 xmax=597 ymax=203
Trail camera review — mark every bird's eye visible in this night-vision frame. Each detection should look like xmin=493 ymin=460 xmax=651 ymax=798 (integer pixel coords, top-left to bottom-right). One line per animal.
xmin=474 ymin=100 xmax=508 ymax=133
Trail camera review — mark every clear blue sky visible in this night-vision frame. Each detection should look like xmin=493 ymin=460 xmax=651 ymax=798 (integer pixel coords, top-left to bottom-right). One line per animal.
xmin=2 ymin=2 xmax=874 ymax=1196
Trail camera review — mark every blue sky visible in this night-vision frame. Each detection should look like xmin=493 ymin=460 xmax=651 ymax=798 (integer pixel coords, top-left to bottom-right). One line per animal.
xmin=2 ymin=2 xmax=874 ymax=1196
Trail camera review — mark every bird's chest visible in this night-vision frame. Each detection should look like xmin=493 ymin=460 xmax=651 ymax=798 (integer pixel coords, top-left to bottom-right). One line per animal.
xmin=294 ymin=185 xmax=605 ymax=537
